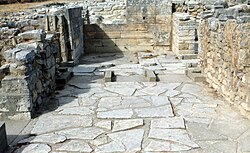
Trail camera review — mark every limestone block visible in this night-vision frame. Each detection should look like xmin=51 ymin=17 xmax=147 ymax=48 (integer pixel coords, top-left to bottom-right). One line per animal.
xmin=18 ymin=29 xmax=46 ymax=42
xmin=15 ymin=49 xmax=36 ymax=63
xmin=3 ymin=48 xmax=22 ymax=62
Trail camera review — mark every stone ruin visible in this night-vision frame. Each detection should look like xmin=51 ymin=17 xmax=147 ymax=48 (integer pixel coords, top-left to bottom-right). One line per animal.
xmin=0 ymin=0 xmax=249 ymax=120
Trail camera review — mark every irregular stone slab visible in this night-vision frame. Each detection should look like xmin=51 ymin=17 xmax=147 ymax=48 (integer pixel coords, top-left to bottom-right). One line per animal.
xmin=208 ymin=141 xmax=237 ymax=153
xmin=56 ymin=140 xmax=92 ymax=152
xmin=135 ymin=106 xmax=174 ymax=118
xmin=164 ymin=90 xmax=181 ymax=97
xmin=78 ymin=96 xmax=98 ymax=106
xmin=93 ymin=90 xmax=119 ymax=98
xmin=170 ymin=143 xmax=192 ymax=151
xmin=181 ymin=83 xmax=203 ymax=95
xmin=113 ymin=119 xmax=144 ymax=132
xmin=192 ymin=104 xmax=217 ymax=118
xmin=148 ymin=128 xmax=199 ymax=148
xmin=186 ymin=122 xmax=227 ymax=141
xmin=95 ymin=120 xmax=112 ymax=130
xmin=141 ymin=82 xmax=157 ymax=87
xmin=170 ymin=97 xmax=183 ymax=106
xmin=104 ymin=82 xmax=143 ymax=96
xmin=178 ymin=93 xmax=197 ymax=98
xmin=238 ymin=129 xmax=250 ymax=152
xmin=185 ymin=117 xmax=212 ymax=125
xmin=58 ymin=107 xmax=94 ymax=116
xmin=183 ymin=97 xmax=203 ymax=104
xmin=197 ymin=140 xmax=237 ymax=153
xmin=176 ymin=102 xmax=193 ymax=117
xmin=138 ymin=85 xmax=168 ymax=96
xmin=55 ymin=127 xmax=105 ymax=140
xmin=73 ymin=65 xmax=96 ymax=73
xmin=144 ymin=140 xmax=170 ymax=152
xmin=97 ymin=109 xmax=133 ymax=119
xmin=142 ymin=96 xmax=171 ymax=106
xmin=108 ymin=129 xmax=144 ymax=152
xmin=95 ymin=141 xmax=125 ymax=153
xmin=98 ymin=97 xmax=122 ymax=108
xmin=209 ymin=119 xmax=250 ymax=140
xmin=90 ymin=135 xmax=109 ymax=147
xmin=162 ymin=83 xmax=182 ymax=90
xmin=31 ymin=115 xmax=92 ymax=134
xmin=121 ymin=97 xmax=151 ymax=108
xmin=151 ymin=117 xmax=185 ymax=129
xmin=18 ymin=133 xmax=66 ymax=144
xmin=15 ymin=144 xmax=51 ymax=153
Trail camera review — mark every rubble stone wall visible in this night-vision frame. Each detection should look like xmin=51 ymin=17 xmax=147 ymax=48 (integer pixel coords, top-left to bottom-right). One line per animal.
xmin=0 ymin=17 xmax=46 ymax=66
xmin=0 ymin=30 xmax=59 ymax=120
xmin=199 ymin=5 xmax=250 ymax=112
xmin=0 ymin=4 xmax=84 ymax=120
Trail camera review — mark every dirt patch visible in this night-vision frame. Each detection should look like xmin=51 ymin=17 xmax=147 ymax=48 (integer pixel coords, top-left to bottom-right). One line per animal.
xmin=0 ymin=0 xmax=70 ymax=14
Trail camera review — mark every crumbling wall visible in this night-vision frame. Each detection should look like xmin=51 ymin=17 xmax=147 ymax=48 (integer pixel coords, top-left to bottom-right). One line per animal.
xmin=199 ymin=5 xmax=250 ymax=112
xmin=0 ymin=4 xmax=86 ymax=119
xmin=0 ymin=30 xmax=59 ymax=120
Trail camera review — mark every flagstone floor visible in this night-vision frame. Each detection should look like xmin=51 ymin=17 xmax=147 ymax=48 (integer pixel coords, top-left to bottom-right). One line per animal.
xmin=13 ymin=51 xmax=250 ymax=153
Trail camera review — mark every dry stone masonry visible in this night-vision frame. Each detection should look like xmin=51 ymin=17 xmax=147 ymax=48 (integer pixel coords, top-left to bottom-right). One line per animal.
xmin=0 ymin=30 xmax=59 ymax=120
xmin=198 ymin=4 xmax=250 ymax=113
xmin=0 ymin=4 xmax=85 ymax=119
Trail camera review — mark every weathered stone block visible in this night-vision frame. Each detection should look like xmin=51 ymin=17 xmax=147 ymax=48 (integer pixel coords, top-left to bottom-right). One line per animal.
xmin=1 ymin=76 xmax=30 ymax=94
xmin=18 ymin=30 xmax=46 ymax=42
xmin=0 ymin=93 xmax=32 ymax=119
xmin=15 ymin=50 xmax=36 ymax=63
xmin=3 ymin=48 xmax=22 ymax=62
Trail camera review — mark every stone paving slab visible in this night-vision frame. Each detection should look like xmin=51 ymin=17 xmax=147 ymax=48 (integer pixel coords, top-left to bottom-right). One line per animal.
xmin=12 ymin=52 xmax=250 ymax=153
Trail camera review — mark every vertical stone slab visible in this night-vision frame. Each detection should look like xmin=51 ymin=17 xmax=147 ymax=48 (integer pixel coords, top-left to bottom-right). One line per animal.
xmin=64 ymin=7 xmax=84 ymax=64
xmin=58 ymin=15 xmax=69 ymax=62
xmin=0 ymin=123 xmax=8 ymax=152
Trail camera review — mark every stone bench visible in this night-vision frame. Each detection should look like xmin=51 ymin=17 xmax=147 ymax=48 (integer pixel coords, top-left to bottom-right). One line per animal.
xmin=0 ymin=123 xmax=8 ymax=153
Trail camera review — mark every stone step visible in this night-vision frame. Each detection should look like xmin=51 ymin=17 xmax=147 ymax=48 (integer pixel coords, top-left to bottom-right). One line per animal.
xmin=56 ymin=71 xmax=73 ymax=85
xmin=145 ymin=70 xmax=156 ymax=82
xmin=179 ymin=54 xmax=198 ymax=60
xmin=186 ymin=68 xmax=206 ymax=82
xmin=0 ymin=123 xmax=8 ymax=153
xmin=104 ymin=71 xmax=114 ymax=82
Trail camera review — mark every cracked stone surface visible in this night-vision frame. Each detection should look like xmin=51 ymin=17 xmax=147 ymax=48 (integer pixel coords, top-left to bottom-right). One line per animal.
xmin=113 ymin=119 xmax=144 ymax=132
xmin=55 ymin=127 xmax=105 ymax=140
xmin=55 ymin=140 xmax=93 ymax=152
xmin=15 ymin=144 xmax=51 ymax=153
xmin=14 ymin=52 xmax=250 ymax=153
